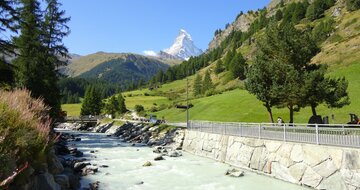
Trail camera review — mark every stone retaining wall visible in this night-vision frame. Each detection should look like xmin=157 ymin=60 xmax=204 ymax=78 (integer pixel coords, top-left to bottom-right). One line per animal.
xmin=183 ymin=130 xmax=360 ymax=190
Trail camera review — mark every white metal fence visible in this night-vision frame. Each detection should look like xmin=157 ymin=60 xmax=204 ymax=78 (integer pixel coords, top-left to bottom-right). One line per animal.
xmin=188 ymin=121 xmax=360 ymax=148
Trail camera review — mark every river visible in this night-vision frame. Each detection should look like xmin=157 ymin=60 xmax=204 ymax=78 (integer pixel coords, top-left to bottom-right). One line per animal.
xmin=63 ymin=131 xmax=309 ymax=190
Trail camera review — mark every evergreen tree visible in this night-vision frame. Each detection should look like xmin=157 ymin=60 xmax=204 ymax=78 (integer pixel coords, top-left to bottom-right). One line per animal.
xmin=246 ymin=54 xmax=280 ymax=123
xmin=229 ymin=52 xmax=247 ymax=80
xmin=0 ymin=0 xmax=17 ymax=56
xmin=275 ymin=9 xmax=283 ymax=21
xmin=224 ymin=50 xmax=235 ymax=70
xmin=306 ymin=0 xmax=335 ymax=21
xmin=247 ymin=21 xmax=319 ymax=123
xmin=214 ymin=59 xmax=224 ymax=74
xmin=104 ymin=96 xmax=119 ymax=117
xmin=312 ymin=18 xmax=335 ymax=43
xmin=0 ymin=59 xmax=14 ymax=88
xmin=346 ymin=0 xmax=360 ymax=11
xmin=13 ymin=0 xmax=69 ymax=117
xmin=81 ymin=86 xmax=103 ymax=115
xmin=193 ymin=74 xmax=202 ymax=97
xmin=13 ymin=0 xmax=45 ymax=96
xmin=117 ymin=93 xmax=127 ymax=114
xmin=202 ymin=70 xmax=214 ymax=94
xmin=302 ymin=65 xmax=350 ymax=116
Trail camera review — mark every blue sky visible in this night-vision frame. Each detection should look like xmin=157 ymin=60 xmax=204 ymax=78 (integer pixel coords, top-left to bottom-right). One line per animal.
xmin=61 ymin=0 xmax=271 ymax=55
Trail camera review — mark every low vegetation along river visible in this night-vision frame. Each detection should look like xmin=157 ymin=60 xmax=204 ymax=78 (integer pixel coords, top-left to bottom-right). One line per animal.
xmin=65 ymin=131 xmax=309 ymax=190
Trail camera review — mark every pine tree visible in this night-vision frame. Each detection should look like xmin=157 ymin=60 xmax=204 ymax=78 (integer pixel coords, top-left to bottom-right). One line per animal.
xmin=117 ymin=93 xmax=127 ymax=114
xmin=81 ymin=86 xmax=103 ymax=115
xmin=13 ymin=0 xmax=45 ymax=96
xmin=229 ymin=52 xmax=247 ymax=80
xmin=193 ymin=74 xmax=202 ymax=97
xmin=42 ymin=0 xmax=70 ymax=116
xmin=0 ymin=0 xmax=17 ymax=56
xmin=346 ymin=0 xmax=360 ymax=11
xmin=104 ymin=96 xmax=119 ymax=117
xmin=224 ymin=50 xmax=235 ymax=70
xmin=246 ymin=21 xmax=320 ymax=123
xmin=13 ymin=0 xmax=69 ymax=117
xmin=275 ymin=10 xmax=283 ymax=21
xmin=214 ymin=59 xmax=224 ymax=74
xmin=202 ymin=70 xmax=214 ymax=94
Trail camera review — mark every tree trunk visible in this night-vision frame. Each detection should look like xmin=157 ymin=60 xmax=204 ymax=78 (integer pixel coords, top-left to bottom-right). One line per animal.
xmin=289 ymin=104 xmax=294 ymax=124
xmin=311 ymin=104 xmax=317 ymax=116
xmin=265 ymin=102 xmax=274 ymax=123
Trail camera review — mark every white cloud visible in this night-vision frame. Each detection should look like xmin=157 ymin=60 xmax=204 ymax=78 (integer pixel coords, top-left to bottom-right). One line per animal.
xmin=143 ymin=50 xmax=158 ymax=57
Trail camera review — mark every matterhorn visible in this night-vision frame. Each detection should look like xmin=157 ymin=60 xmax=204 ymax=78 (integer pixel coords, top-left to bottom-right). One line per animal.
xmin=162 ymin=29 xmax=203 ymax=60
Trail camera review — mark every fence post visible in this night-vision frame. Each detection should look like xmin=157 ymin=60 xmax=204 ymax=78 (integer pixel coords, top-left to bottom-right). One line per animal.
xmin=258 ymin=123 xmax=261 ymax=139
xmin=240 ymin=123 xmax=242 ymax=137
xmin=211 ymin=122 xmax=214 ymax=133
xmin=283 ymin=124 xmax=286 ymax=142
xmin=315 ymin=124 xmax=319 ymax=145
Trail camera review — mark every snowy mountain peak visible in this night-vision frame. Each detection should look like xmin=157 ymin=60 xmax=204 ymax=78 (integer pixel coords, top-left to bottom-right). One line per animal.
xmin=163 ymin=29 xmax=203 ymax=60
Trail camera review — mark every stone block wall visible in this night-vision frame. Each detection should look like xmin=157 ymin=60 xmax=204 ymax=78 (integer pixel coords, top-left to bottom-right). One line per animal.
xmin=183 ymin=130 xmax=360 ymax=190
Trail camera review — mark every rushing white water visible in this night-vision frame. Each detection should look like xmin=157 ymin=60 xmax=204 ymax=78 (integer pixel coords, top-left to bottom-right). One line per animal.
xmin=64 ymin=131 xmax=309 ymax=190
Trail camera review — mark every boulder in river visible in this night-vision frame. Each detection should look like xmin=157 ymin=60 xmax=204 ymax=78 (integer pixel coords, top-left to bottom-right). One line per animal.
xmin=143 ymin=161 xmax=152 ymax=167
xmin=135 ymin=181 xmax=144 ymax=185
xmin=82 ymin=166 xmax=98 ymax=176
xmin=74 ymin=162 xmax=90 ymax=172
xmin=225 ymin=168 xmax=245 ymax=177
xmin=89 ymin=181 xmax=100 ymax=190
xmin=154 ymin=155 xmax=165 ymax=161
xmin=168 ymin=150 xmax=182 ymax=157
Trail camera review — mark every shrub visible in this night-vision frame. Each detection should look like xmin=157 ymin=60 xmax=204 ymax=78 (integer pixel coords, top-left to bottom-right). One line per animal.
xmin=144 ymin=92 xmax=150 ymax=96
xmin=312 ymin=18 xmax=335 ymax=43
xmin=158 ymin=104 xmax=168 ymax=111
xmin=205 ymin=89 xmax=217 ymax=97
xmin=134 ymin=105 xmax=144 ymax=113
xmin=0 ymin=89 xmax=53 ymax=183
xmin=149 ymin=106 xmax=158 ymax=112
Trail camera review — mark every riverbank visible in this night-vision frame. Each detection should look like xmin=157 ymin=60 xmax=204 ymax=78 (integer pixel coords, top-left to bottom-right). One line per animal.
xmin=183 ymin=130 xmax=360 ymax=190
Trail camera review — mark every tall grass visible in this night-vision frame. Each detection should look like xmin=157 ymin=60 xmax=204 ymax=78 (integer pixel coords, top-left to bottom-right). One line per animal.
xmin=0 ymin=89 xmax=53 ymax=184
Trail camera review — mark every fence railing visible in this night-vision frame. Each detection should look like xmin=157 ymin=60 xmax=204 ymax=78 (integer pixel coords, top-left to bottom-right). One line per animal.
xmin=65 ymin=115 xmax=103 ymax=122
xmin=188 ymin=121 xmax=360 ymax=148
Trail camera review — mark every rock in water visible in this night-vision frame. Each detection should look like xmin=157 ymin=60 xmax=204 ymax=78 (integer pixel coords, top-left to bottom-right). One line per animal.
xmin=225 ymin=168 xmax=245 ymax=177
xmin=154 ymin=155 xmax=165 ymax=161
xmin=143 ymin=161 xmax=152 ymax=167
xmin=89 ymin=181 xmax=100 ymax=190
xmin=135 ymin=181 xmax=144 ymax=185
xmin=168 ymin=150 xmax=182 ymax=157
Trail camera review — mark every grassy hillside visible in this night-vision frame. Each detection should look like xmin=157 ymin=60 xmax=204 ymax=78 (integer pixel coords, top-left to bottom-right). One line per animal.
xmin=122 ymin=60 xmax=360 ymax=124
